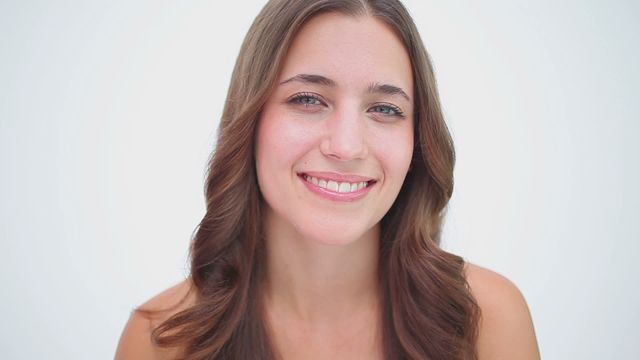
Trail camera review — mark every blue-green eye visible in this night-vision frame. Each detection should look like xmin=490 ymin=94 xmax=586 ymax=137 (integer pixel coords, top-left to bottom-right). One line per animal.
xmin=369 ymin=103 xmax=404 ymax=117
xmin=288 ymin=92 xmax=324 ymax=106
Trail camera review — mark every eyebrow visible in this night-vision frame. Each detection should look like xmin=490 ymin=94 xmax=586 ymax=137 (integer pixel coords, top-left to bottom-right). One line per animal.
xmin=279 ymin=74 xmax=336 ymax=87
xmin=368 ymin=82 xmax=411 ymax=102
xmin=279 ymin=73 xmax=411 ymax=102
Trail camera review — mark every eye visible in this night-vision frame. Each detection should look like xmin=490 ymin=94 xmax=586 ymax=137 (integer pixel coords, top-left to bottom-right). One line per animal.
xmin=368 ymin=103 xmax=405 ymax=118
xmin=287 ymin=92 xmax=325 ymax=107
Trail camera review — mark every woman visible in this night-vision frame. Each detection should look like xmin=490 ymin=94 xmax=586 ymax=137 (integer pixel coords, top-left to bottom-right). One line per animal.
xmin=116 ymin=0 xmax=540 ymax=359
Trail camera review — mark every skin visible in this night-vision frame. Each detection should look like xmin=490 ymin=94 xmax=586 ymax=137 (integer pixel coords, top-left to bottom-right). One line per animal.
xmin=115 ymin=13 xmax=540 ymax=360
xmin=255 ymin=12 xmax=414 ymax=359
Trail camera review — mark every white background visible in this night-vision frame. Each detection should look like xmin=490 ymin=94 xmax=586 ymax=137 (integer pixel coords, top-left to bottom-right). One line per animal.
xmin=1 ymin=1 xmax=638 ymax=359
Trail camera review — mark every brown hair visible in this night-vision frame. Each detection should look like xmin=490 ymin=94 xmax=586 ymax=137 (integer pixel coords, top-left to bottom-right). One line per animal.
xmin=139 ymin=0 xmax=479 ymax=358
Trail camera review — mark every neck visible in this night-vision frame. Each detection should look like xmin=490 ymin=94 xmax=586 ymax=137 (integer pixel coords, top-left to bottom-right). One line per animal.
xmin=262 ymin=210 xmax=381 ymax=326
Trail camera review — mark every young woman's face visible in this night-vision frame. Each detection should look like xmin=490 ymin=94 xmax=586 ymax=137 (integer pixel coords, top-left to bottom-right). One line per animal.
xmin=256 ymin=13 xmax=414 ymax=245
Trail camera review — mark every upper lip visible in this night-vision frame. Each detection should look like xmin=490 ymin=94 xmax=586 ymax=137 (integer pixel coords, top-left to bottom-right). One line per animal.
xmin=298 ymin=171 xmax=375 ymax=183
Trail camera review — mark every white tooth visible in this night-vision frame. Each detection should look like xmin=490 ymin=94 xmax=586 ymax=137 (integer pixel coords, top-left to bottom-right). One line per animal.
xmin=318 ymin=179 xmax=327 ymax=188
xmin=357 ymin=182 xmax=364 ymax=190
xmin=311 ymin=177 xmax=319 ymax=185
xmin=304 ymin=175 xmax=310 ymax=181
xmin=327 ymin=181 xmax=339 ymax=192
xmin=350 ymin=183 xmax=358 ymax=192
xmin=338 ymin=182 xmax=351 ymax=193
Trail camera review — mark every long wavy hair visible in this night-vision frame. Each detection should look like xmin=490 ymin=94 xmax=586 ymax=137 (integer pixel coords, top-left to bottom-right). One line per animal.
xmin=138 ymin=0 xmax=480 ymax=359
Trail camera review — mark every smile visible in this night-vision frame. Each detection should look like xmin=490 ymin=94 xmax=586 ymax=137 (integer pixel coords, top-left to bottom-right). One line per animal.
xmin=303 ymin=174 xmax=369 ymax=193
xmin=298 ymin=171 xmax=378 ymax=203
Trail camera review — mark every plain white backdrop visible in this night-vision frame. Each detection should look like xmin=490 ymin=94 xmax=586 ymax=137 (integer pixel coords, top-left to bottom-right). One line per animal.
xmin=1 ymin=1 xmax=638 ymax=359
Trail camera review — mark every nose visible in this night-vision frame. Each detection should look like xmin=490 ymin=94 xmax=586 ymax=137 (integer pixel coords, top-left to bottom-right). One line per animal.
xmin=319 ymin=108 xmax=368 ymax=161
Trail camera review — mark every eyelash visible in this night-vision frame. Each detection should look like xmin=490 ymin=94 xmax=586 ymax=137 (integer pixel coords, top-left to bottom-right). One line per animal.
xmin=286 ymin=92 xmax=405 ymax=118
xmin=287 ymin=92 xmax=324 ymax=107
xmin=368 ymin=103 xmax=404 ymax=117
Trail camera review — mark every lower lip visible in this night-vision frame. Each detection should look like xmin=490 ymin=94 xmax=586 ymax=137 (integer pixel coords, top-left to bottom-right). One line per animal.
xmin=299 ymin=175 xmax=374 ymax=202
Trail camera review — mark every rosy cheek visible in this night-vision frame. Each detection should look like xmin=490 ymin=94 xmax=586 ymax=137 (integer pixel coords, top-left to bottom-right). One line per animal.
xmin=372 ymin=125 xmax=413 ymax=162
xmin=259 ymin=110 xmax=319 ymax=166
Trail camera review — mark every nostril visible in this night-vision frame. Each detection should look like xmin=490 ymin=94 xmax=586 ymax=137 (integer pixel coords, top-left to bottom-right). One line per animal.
xmin=321 ymin=138 xmax=368 ymax=161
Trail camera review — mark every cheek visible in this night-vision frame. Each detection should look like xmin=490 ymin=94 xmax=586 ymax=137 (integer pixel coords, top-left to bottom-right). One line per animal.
xmin=371 ymin=126 xmax=414 ymax=178
xmin=255 ymin=109 xmax=318 ymax=180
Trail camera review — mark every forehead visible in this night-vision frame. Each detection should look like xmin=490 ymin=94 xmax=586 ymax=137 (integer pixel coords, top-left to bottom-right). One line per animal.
xmin=278 ymin=12 xmax=414 ymax=97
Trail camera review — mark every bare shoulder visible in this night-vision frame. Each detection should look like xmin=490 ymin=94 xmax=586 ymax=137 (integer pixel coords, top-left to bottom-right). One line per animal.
xmin=114 ymin=278 xmax=197 ymax=360
xmin=464 ymin=262 xmax=541 ymax=360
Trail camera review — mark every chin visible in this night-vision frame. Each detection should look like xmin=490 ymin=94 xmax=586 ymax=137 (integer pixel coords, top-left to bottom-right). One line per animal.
xmin=297 ymin=221 xmax=379 ymax=247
